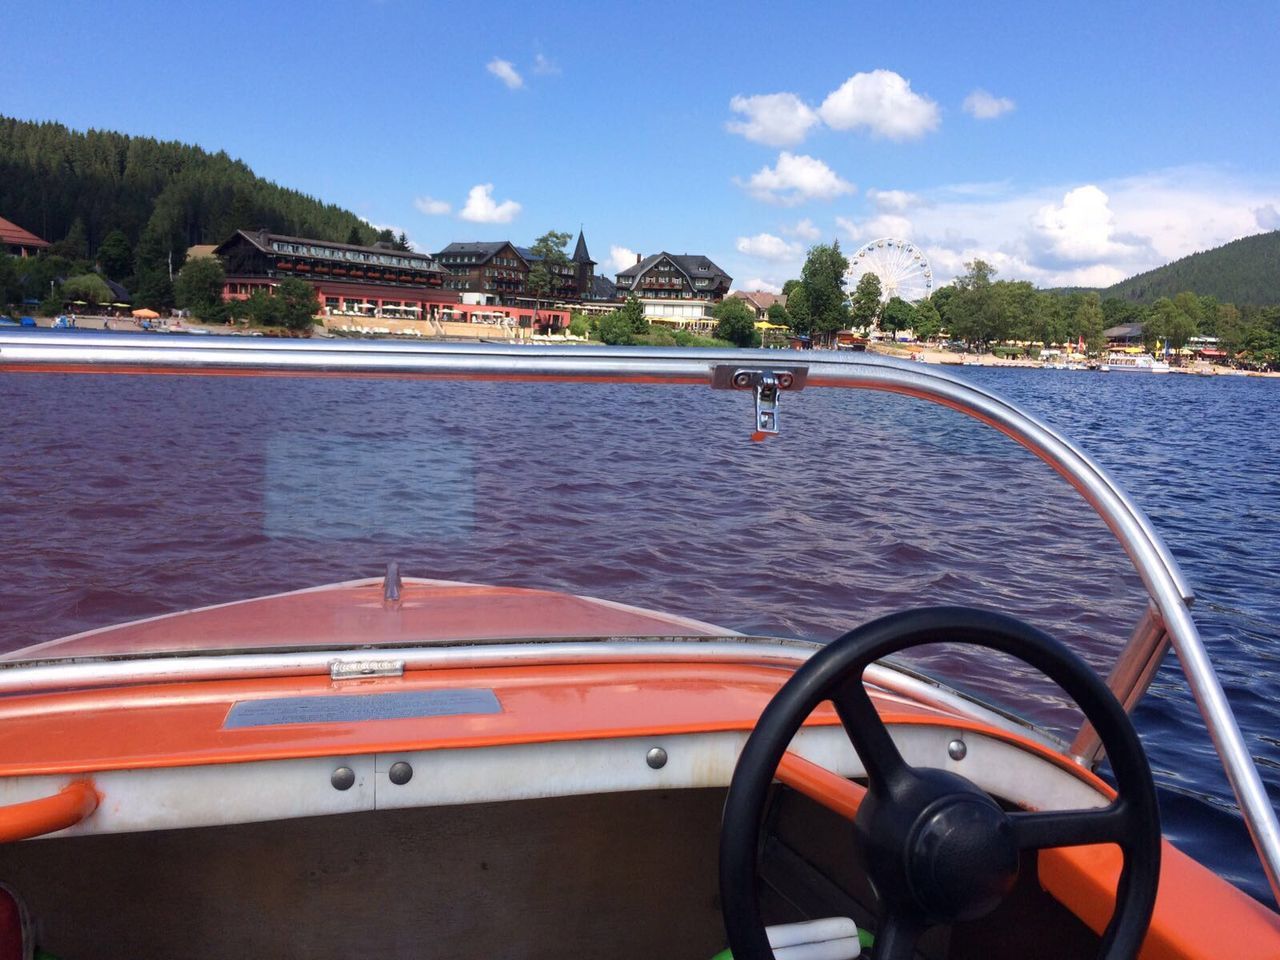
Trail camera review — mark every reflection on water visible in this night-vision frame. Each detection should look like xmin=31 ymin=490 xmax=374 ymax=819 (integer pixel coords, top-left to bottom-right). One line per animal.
xmin=0 ymin=366 xmax=1276 ymax=899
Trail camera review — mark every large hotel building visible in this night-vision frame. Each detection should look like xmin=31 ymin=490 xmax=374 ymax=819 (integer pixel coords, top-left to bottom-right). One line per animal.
xmin=613 ymin=252 xmax=732 ymax=333
xmin=211 ymin=228 xmax=730 ymax=333
xmin=213 ymin=229 xmax=572 ymax=331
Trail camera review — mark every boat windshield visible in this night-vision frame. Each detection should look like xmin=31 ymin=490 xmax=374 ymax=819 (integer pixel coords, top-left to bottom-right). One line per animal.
xmin=0 ymin=347 xmax=1153 ymax=739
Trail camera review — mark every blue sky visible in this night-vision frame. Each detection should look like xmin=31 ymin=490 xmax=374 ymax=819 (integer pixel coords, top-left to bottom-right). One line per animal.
xmin=6 ymin=0 xmax=1280 ymax=292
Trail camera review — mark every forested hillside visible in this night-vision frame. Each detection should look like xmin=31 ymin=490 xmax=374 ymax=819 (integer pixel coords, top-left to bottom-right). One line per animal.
xmin=0 ymin=116 xmax=375 ymax=256
xmin=1103 ymin=231 xmax=1280 ymax=305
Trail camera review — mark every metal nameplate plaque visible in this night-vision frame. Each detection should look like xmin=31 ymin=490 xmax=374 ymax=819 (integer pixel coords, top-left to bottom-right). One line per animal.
xmin=224 ymin=688 xmax=502 ymax=729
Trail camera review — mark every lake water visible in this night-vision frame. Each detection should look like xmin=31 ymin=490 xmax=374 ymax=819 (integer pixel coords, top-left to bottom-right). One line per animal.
xmin=0 ymin=359 xmax=1276 ymax=900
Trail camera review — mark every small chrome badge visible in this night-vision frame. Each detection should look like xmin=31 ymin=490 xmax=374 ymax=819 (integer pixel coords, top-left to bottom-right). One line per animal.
xmin=329 ymin=658 xmax=405 ymax=681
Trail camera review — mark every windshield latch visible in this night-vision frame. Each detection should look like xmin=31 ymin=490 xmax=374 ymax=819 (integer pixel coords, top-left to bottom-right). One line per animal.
xmin=711 ymin=366 xmax=806 ymax=439
xmin=753 ymin=373 xmax=781 ymax=436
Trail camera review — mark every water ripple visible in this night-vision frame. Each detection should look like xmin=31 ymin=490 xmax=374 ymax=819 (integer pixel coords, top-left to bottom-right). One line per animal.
xmin=0 ymin=368 xmax=1275 ymax=898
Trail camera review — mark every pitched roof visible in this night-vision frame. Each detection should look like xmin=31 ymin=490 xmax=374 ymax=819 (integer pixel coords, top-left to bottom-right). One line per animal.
xmin=435 ymin=241 xmax=517 ymax=264
xmin=104 ymin=278 xmax=131 ymax=302
xmin=0 ymin=215 xmax=50 ymax=250
xmin=220 ymin=229 xmax=444 ymax=271
xmin=589 ymin=275 xmax=617 ymax=300
xmin=616 ymin=252 xmax=732 ymax=288
xmin=731 ymin=290 xmax=787 ymax=311
xmin=185 ymin=244 xmax=218 ymax=260
xmin=572 ymin=230 xmax=594 ymax=265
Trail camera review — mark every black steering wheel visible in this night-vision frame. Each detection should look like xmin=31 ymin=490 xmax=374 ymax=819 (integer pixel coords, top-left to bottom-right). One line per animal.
xmin=720 ymin=607 xmax=1161 ymax=960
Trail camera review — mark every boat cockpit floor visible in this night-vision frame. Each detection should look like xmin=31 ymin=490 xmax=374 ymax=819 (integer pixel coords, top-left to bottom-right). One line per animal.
xmin=1 ymin=786 xmax=1099 ymax=959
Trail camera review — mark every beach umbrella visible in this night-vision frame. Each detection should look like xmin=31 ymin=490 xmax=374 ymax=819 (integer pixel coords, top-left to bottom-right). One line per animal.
xmin=131 ymin=308 xmax=160 ymax=319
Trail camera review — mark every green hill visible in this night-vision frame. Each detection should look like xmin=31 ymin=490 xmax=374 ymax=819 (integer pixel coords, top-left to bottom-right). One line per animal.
xmin=1102 ymin=230 xmax=1280 ymax=305
xmin=0 ymin=116 xmax=376 ymax=257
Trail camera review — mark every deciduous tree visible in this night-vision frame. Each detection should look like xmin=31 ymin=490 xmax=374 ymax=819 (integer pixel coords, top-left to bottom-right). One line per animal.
xmin=175 ymin=256 xmax=227 ymax=319
xmin=1075 ymin=292 xmax=1106 ymax=355
xmin=276 ymin=277 xmax=318 ymax=330
xmin=713 ymin=296 xmax=761 ymax=347
xmin=850 ymin=274 xmax=883 ymax=332
xmin=597 ymin=311 xmax=633 ymax=345
xmin=798 ymin=242 xmax=850 ymax=345
xmin=785 ymin=284 xmax=812 ymax=336
xmin=619 ymin=295 xmax=647 ymax=334
xmin=880 ymin=296 xmax=915 ymax=339
xmin=60 ymin=273 xmax=113 ymax=306
xmin=526 ymin=230 xmax=572 ymax=308
xmin=912 ymin=297 xmax=943 ymax=342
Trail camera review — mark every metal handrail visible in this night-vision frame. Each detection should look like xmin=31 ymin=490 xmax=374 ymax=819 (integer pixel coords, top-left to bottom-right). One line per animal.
xmin=2 ymin=332 xmax=1276 ymax=901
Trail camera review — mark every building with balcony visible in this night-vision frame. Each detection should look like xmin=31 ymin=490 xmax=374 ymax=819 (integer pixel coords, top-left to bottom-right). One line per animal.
xmin=434 ymin=230 xmax=605 ymax=306
xmin=614 ymin=252 xmax=732 ymax=331
xmin=213 ymin=228 xmax=458 ymax=321
xmin=211 ymin=229 xmax=572 ymax=331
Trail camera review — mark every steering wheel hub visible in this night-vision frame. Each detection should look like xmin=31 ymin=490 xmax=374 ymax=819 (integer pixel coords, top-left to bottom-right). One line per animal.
xmin=907 ymin=792 xmax=1019 ymax=922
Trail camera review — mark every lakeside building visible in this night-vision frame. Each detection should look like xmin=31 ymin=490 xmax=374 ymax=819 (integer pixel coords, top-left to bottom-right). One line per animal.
xmin=1104 ymin=322 xmax=1145 ymax=347
xmin=1 ymin=215 xmax=50 ymax=258
xmin=212 ymin=228 xmax=568 ymax=330
xmin=727 ymin=290 xmax=787 ymax=321
xmin=434 ymin=230 xmax=604 ymax=307
xmin=614 ymin=253 xmax=732 ymax=332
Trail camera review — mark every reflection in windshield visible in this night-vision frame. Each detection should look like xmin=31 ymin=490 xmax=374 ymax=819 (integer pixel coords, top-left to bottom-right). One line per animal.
xmin=264 ymin=431 xmax=475 ymax=542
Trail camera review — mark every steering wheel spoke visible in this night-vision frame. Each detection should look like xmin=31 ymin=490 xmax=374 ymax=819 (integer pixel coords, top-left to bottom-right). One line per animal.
xmin=830 ymin=674 xmax=908 ymax=790
xmin=1010 ymin=802 xmax=1130 ymax=851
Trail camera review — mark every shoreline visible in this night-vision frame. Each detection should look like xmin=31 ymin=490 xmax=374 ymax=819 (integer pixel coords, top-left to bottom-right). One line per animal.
xmin=16 ymin=315 xmax=1277 ymax=377
xmin=867 ymin=343 xmax=1280 ymax=378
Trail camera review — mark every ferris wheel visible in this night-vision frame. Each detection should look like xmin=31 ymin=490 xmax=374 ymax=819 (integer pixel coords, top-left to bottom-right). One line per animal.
xmin=845 ymin=238 xmax=933 ymax=304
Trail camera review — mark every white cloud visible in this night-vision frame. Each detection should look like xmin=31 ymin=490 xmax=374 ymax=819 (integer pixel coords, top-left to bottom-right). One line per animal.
xmin=486 ymin=58 xmax=523 ymax=90
xmin=532 ymin=53 xmax=560 ymax=75
xmin=1256 ymin=204 xmax=1280 ymax=231
xmin=414 ymin=196 xmax=451 ymax=216
xmin=609 ymin=245 xmax=639 ymax=272
xmin=818 ymin=70 xmax=939 ymax=141
xmin=737 ymin=151 xmax=855 ymax=206
xmin=1028 ymin=185 xmax=1148 ymax=264
xmin=367 ymin=222 xmax=417 ymax=249
xmin=785 ymin=218 xmax=822 ymax=241
xmin=963 ymin=89 xmax=1016 ymax=120
xmin=458 ymin=183 xmax=522 ymax=223
xmin=740 ymin=278 xmax=783 ymax=295
xmin=867 ymin=189 xmax=923 ymax=212
xmin=854 ymin=166 xmax=1280 ymax=288
xmin=837 ymin=214 xmax=915 ymax=243
xmin=726 ymin=93 xmax=820 ymax=147
xmin=735 ymin=232 xmax=803 ymax=261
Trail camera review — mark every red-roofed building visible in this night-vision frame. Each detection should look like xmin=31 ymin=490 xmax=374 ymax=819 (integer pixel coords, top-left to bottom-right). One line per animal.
xmin=727 ymin=289 xmax=788 ymax=321
xmin=0 ymin=216 xmax=50 ymax=258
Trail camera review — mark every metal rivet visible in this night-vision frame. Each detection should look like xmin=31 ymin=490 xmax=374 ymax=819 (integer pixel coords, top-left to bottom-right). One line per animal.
xmin=389 ymin=761 xmax=414 ymax=785
xmin=331 ymin=766 xmax=355 ymax=791
xmin=646 ymin=747 xmax=668 ymax=769
xmin=947 ymin=739 xmax=967 ymax=761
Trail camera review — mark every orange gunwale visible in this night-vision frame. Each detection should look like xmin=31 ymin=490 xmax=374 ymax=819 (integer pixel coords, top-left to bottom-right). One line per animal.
xmin=0 ymin=658 xmax=1097 ymax=789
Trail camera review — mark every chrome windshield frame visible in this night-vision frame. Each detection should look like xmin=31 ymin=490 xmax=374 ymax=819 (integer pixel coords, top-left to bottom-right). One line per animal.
xmin=2 ymin=331 xmax=1277 ymax=901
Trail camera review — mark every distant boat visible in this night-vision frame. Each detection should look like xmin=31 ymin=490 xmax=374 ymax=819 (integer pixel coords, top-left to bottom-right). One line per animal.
xmin=1100 ymin=352 xmax=1171 ymax=373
